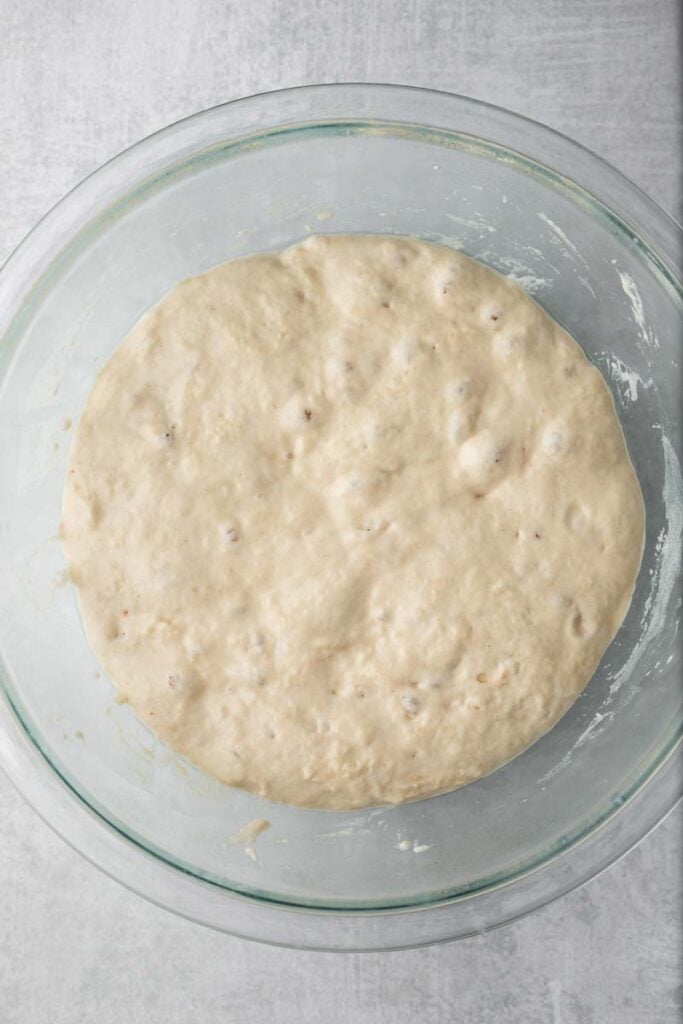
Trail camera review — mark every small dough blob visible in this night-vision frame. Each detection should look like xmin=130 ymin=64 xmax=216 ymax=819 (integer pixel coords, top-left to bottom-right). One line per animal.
xmin=62 ymin=235 xmax=644 ymax=809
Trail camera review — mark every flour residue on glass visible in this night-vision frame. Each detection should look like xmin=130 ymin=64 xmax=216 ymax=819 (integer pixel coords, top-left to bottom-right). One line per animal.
xmin=397 ymin=837 xmax=433 ymax=854
xmin=229 ymin=818 xmax=271 ymax=863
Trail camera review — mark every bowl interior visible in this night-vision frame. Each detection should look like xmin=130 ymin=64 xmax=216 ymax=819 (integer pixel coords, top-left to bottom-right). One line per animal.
xmin=0 ymin=111 xmax=680 ymax=912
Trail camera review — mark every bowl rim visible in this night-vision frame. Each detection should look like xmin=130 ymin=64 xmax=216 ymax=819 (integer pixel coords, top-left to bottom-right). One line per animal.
xmin=0 ymin=82 xmax=681 ymax=950
xmin=2 ymin=80 xmax=682 ymax=274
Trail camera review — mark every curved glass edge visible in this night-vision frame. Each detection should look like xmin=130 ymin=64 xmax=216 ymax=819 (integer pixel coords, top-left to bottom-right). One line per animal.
xmin=0 ymin=682 xmax=680 ymax=947
xmin=1 ymin=85 xmax=681 ymax=335
xmin=0 ymin=119 xmax=681 ymax=372
xmin=0 ymin=655 xmax=681 ymax=914
xmin=2 ymin=82 xmax=682 ymax=254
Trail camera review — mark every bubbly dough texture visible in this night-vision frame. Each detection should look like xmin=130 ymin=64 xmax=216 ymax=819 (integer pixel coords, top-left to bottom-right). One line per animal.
xmin=63 ymin=235 xmax=644 ymax=809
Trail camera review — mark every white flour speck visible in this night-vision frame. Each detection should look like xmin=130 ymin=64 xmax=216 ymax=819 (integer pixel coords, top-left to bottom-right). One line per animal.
xmin=537 ymin=212 xmax=596 ymax=296
xmin=603 ymin=352 xmax=648 ymax=403
xmin=228 ymin=818 xmax=271 ymax=863
xmin=445 ymin=212 xmax=497 ymax=235
xmin=618 ymin=271 xmax=660 ymax=352
xmin=397 ymin=838 xmax=433 ymax=853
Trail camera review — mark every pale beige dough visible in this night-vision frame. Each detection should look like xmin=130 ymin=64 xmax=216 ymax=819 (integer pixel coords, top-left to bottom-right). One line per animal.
xmin=62 ymin=235 xmax=644 ymax=809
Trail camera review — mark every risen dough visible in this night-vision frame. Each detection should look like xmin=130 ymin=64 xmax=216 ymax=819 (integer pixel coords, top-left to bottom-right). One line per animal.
xmin=62 ymin=235 xmax=644 ymax=809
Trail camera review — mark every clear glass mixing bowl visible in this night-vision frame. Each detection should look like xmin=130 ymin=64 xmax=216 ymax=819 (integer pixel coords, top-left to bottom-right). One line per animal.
xmin=0 ymin=85 xmax=680 ymax=951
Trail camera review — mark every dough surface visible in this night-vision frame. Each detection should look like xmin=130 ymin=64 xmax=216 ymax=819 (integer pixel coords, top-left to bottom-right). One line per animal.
xmin=62 ymin=235 xmax=644 ymax=809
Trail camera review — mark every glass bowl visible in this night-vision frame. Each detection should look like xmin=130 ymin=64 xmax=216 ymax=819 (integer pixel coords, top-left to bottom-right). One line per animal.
xmin=0 ymin=84 xmax=680 ymax=951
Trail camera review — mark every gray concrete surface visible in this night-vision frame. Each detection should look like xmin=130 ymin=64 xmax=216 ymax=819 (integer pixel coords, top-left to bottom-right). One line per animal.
xmin=1 ymin=1 xmax=681 ymax=1021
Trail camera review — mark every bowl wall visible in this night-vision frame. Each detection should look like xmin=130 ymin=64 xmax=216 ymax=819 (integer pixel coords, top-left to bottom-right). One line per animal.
xmin=0 ymin=86 xmax=680 ymax=948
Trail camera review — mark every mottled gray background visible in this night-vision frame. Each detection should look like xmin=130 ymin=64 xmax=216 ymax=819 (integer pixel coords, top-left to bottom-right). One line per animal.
xmin=0 ymin=1 xmax=681 ymax=1021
